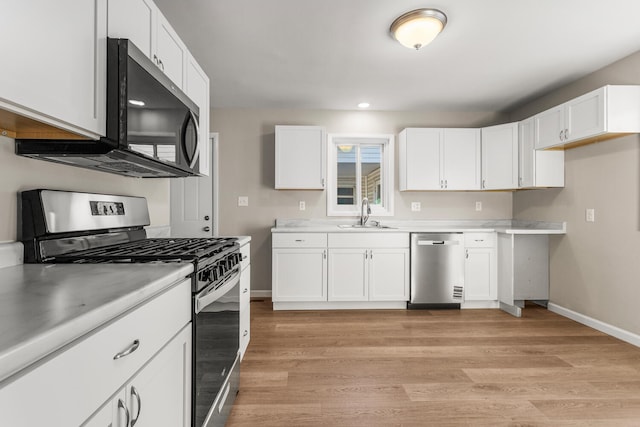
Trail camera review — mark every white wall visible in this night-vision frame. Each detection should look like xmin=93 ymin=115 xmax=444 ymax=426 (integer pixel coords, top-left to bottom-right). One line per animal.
xmin=212 ymin=108 xmax=512 ymax=291
xmin=509 ymin=51 xmax=640 ymax=335
xmin=0 ymin=135 xmax=170 ymax=242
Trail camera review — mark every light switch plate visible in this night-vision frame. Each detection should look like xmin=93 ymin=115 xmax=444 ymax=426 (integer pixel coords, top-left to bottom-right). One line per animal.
xmin=586 ymin=208 xmax=595 ymax=222
xmin=411 ymin=202 xmax=421 ymax=212
xmin=238 ymin=196 xmax=249 ymax=207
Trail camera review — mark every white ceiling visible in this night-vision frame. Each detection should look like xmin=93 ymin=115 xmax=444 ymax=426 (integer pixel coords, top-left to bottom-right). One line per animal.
xmin=153 ymin=0 xmax=640 ymax=112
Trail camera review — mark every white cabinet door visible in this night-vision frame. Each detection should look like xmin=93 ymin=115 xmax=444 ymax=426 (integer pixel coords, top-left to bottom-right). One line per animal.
xmin=518 ymin=118 xmax=535 ymax=188
xmin=442 ymin=129 xmax=481 ymax=190
xmin=328 ymin=249 xmax=368 ymax=301
xmin=369 ymin=249 xmax=409 ymax=301
xmin=464 ymin=248 xmax=496 ymax=300
xmin=272 ymin=248 xmax=327 ymax=301
xmin=534 ymin=105 xmax=564 ymax=149
xmin=107 ymin=0 xmax=187 ymax=90
xmin=481 ymin=123 xmax=518 ymax=190
xmin=565 ymin=87 xmax=605 ymax=142
xmin=1 ymin=0 xmax=106 ymax=138
xmin=125 ymin=325 xmax=191 ymax=427
xmin=155 ymin=12 xmax=187 ymax=89
xmin=107 ymin=0 xmax=155 ymax=57
xmin=275 ymin=126 xmax=326 ymax=189
xmin=185 ymin=55 xmax=210 ymax=176
xmin=399 ymin=128 xmax=441 ymax=190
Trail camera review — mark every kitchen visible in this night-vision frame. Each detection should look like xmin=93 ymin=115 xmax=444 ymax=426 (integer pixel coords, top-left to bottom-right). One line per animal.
xmin=2 ymin=0 xmax=640 ymax=425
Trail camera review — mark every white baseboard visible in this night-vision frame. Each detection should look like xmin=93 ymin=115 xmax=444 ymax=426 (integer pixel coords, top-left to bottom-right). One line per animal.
xmin=548 ymin=302 xmax=640 ymax=348
xmin=273 ymin=301 xmax=407 ymax=311
xmin=0 ymin=242 xmax=23 ymax=268
xmin=461 ymin=300 xmax=500 ymax=309
xmin=251 ymin=290 xmax=272 ymax=299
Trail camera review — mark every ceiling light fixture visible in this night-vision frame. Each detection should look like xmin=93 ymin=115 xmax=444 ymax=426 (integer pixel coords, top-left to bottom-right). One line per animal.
xmin=357 ymin=102 xmax=370 ymax=109
xmin=390 ymin=8 xmax=447 ymax=50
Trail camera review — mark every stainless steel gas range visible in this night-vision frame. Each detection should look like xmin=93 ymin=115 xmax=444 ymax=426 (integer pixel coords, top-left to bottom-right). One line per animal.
xmin=20 ymin=189 xmax=241 ymax=427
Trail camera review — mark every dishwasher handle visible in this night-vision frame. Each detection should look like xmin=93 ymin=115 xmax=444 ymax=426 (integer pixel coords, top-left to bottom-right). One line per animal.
xmin=417 ymin=240 xmax=459 ymax=246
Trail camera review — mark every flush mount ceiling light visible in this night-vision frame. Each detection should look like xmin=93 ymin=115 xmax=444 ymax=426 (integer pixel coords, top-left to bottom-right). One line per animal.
xmin=357 ymin=102 xmax=370 ymax=109
xmin=390 ymin=8 xmax=447 ymax=50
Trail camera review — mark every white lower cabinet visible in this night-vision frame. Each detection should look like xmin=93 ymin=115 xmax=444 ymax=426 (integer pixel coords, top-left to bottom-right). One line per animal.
xmin=463 ymin=233 xmax=497 ymax=303
xmin=84 ymin=324 xmax=192 ymax=427
xmin=327 ymin=248 xmax=409 ymax=302
xmin=272 ymin=232 xmax=409 ymax=309
xmin=0 ymin=280 xmax=191 ymax=427
xmin=272 ymin=248 xmax=327 ymax=301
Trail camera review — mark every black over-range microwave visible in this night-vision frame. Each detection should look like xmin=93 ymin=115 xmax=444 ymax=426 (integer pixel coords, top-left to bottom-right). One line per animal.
xmin=16 ymin=38 xmax=200 ymax=178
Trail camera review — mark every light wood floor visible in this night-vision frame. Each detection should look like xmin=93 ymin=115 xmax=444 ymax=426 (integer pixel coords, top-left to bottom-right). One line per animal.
xmin=227 ymin=300 xmax=640 ymax=426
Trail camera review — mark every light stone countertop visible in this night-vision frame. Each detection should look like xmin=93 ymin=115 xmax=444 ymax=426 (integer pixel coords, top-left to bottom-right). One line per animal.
xmin=0 ymin=262 xmax=193 ymax=384
xmin=271 ymin=219 xmax=567 ymax=235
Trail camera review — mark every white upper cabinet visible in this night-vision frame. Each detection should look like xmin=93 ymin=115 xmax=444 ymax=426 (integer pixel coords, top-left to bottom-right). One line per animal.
xmin=481 ymin=123 xmax=518 ymax=190
xmin=108 ymin=0 xmax=187 ymax=90
xmin=185 ymin=55 xmax=210 ymax=176
xmin=275 ymin=125 xmax=326 ymax=189
xmin=519 ymin=117 xmax=564 ymax=188
xmin=399 ymin=128 xmax=480 ymax=191
xmin=534 ymin=85 xmax=640 ymax=149
xmin=0 ymin=0 xmax=107 ymax=139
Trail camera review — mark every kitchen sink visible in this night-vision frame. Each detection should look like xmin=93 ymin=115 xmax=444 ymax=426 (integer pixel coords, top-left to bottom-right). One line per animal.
xmin=338 ymin=224 xmax=397 ymax=229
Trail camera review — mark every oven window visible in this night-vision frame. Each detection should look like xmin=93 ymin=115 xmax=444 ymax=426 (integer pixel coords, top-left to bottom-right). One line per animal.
xmin=194 ymin=282 xmax=240 ymax=426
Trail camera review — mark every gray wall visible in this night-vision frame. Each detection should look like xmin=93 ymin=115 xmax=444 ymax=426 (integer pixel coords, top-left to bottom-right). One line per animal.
xmin=212 ymin=109 xmax=512 ymax=292
xmin=0 ymin=135 xmax=170 ymax=242
xmin=509 ymin=51 xmax=640 ymax=335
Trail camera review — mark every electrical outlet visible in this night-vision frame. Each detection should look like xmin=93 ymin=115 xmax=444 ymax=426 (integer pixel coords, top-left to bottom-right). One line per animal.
xmin=238 ymin=196 xmax=249 ymax=207
xmin=299 ymin=201 xmax=306 ymax=211
xmin=586 ymin=208 xmax=595 ymax=222
xmin=475 ymin=201 xmax=482 ymax=211
xmin=411 ymin=202 xmax=421 ymax=212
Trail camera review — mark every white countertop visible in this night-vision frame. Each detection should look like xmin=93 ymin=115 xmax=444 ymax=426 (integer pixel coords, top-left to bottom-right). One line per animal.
xmin=0 ymin=262 xmax=193 ymax=384
xmin=271 ymin=219 xmax=566 ymax=235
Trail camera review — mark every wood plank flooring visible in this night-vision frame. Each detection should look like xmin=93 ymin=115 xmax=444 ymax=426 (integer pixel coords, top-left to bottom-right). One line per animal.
xmin=227 ymin=301 xmax=640 ymax=426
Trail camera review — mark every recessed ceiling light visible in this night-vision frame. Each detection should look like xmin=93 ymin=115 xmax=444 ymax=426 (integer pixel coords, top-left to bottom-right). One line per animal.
xmin=128 ymin=99 xmax=145 ymax=107
xmin=358 ymin=102 xmax=370 ymax=109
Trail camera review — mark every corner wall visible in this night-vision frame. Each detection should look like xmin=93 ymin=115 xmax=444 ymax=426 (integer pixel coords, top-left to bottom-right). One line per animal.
xmin=509 ymin=51 xmax=640 ymax=335
xmin=212 ymin=109 xmax=512 ymax=292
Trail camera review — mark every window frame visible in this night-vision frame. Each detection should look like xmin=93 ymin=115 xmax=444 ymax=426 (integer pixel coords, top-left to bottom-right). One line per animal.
xmin=326 ymin=133 xmax=395 ymax=217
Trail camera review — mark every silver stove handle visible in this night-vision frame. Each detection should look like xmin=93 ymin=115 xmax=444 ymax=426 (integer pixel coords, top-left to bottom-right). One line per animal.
xmin=195 ymin=270 xmax=241 ymax=314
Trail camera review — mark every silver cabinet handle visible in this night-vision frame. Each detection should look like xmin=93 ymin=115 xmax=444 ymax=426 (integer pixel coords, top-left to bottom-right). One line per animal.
xmin=440 ymin=179 xmax=444 ymax=189
xmin=321 ymin=178 xmax=325 ymax=187
xmin=243 ymin=330 xmax=248 ymax=337
xmin=559 ymin=130 xmax=563 ymax=141
xmin=482 ymin=179 xmax=486 ymax=189
xmin=295 ymin=239 xmax=304 ymax=242
xmin=323 ymin=250 xmax=326 ymax=259
xmin=365 ymin=250 xmax=368 ymax=259
xmin=118 ymin=399 xmax=130 ymax=427
xmin=203 ymin=226 xmax=211 ymax=232
xmin=466 ymin=249 xmax=469 ymax=259
xmin=158 ymin=58 xmax=164 ymax=71
xmin=565 ymin=128 xmax=569 ymax=140
xmin=131 ymin=386 xmax=142 ymax=426
xmin=114 ymin=339 xmax=140 ymax=360
xmin=445 ymin=179 xmax=448 ymax=189
xmin=370 ymin=250 xmax=373 ymax=259
xmin=243 ymin=287 xmax=248 ymax=294
xmin=153 ymin=54 xmax=158 ymax=65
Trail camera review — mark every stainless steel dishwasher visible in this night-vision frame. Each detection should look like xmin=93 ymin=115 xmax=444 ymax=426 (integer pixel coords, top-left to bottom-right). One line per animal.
xmin=408 ymin=233 xmax=464 ymax=309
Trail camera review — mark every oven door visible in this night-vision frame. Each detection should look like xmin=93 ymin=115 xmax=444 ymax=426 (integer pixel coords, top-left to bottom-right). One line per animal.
xmin=193 ymin=270 xmax=240 ymax=427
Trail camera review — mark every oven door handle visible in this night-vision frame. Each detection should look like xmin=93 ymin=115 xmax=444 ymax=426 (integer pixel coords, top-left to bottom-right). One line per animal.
xmin=195 ymin=270 xmax=241 ymax=314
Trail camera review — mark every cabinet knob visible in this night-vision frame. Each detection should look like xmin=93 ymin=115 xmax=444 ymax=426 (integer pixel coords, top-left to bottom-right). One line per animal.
xmin=203 ymin=226 xmax=211 ymax=232
xmin=204 ymin=215 xmax=210 ymax=220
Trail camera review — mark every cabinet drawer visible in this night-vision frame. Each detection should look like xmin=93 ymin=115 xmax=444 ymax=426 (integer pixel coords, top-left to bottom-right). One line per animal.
xmin=240 ymin=243 xmax=251 ymax=271
xmin=464 ymin=232 xmax=496 ymax=248
xmin=272 ymin=233 xmax=327 ymax=248
xmin=328 ymin=233 xmax=409 ymax=248
xmin=0 ymin=279 xmax=191 ymax=427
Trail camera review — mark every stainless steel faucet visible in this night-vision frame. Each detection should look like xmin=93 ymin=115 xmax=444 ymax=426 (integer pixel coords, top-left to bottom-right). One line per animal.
xmin=360 ymin=197 xmax=371 ymax=226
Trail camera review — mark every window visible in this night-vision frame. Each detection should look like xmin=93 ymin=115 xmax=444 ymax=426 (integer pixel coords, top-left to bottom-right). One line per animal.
xmin=327 ymin=134 xmax=394 ymax=216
